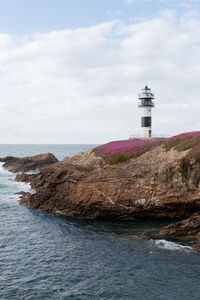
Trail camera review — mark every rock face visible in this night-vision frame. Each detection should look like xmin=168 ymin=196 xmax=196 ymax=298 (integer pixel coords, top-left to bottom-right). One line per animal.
xmin=18 ymin=146 xmax=200 ymax=222
xmin=0 ymin=153 xmax=58 ymax=173
xmin=161 ymin=213 xmax=200 ymax=241
xmin=161 ymin=213 xmax=200 ymax=250
xmin=3 ymin=144 xmax=200 ymax=248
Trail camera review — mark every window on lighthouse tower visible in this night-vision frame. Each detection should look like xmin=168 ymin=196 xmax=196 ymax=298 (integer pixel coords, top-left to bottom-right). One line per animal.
xmin=149 ymin=130 xmax=151 ymax=137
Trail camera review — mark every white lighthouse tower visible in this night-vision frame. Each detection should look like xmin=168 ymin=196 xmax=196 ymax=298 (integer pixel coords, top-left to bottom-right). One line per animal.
xmin=138 ymin=85 xmax=155 ymax=138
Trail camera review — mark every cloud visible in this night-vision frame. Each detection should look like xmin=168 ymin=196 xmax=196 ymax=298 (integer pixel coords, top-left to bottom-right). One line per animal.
xmin=0 ymin=12 xmax=200 ymax=143
xmin=123 ymin=0 xmax=153 ymax=3
xmin=123 ymin=0 xmax=135 ymax=4
xmin=106 ymin=10 xmax=124 ymax=16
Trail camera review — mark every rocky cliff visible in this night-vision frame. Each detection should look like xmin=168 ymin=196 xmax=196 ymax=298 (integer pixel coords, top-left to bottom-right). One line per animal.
xmin=2 ymin=132 xmax=200 ymax=249
xmin=0 ymin=153 xmax=58 ymax=173
xmin=19 ymin=146 xmax=200 ymax=220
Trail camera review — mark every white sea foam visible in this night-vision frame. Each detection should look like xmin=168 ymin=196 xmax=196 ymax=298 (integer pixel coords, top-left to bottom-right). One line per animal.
xmin=0 ymin=162 xmax=12 ymax=176
xmin=154 ymin=239 xmax=192 ymax=251
xmin=18 ymin=169 xmax=40 ymax=175
xmin=13 ymin=180 xmax=34 ymax=193
xmin=55 ymin=211 xmax=66 ymax=216
xmin=0 ymin=162 xmax=34 ymax=200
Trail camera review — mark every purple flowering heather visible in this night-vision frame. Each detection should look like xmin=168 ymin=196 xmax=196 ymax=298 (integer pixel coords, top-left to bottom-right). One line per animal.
xmin=93 ymin=138 xmax=164 ymax=164
xmin=163 ymin=131 xmax=200 ymax=151
xmin=93 ymin=131 xmax=200 ymax=164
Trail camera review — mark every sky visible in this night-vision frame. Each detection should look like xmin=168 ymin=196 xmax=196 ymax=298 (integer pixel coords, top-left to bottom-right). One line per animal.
xmin=0 ymin=0 xmax=200 ymax=143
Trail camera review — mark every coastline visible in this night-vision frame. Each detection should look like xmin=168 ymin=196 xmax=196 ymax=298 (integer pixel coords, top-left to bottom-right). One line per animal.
xmin=1 ymin=132 xmax=200 ymax=250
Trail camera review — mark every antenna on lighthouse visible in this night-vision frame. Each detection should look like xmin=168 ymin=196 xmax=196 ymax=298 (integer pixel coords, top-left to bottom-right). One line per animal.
xmin=138 ymin=85 xmax=155 ymax=138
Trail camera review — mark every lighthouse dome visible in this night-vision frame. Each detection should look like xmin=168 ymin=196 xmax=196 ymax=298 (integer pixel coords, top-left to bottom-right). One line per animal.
xmin=138 ymin=85 xmax=154 ymax=100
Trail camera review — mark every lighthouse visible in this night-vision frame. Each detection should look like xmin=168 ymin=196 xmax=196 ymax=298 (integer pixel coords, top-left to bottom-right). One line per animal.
xmin=138 ymin=85 xmax=155 ymax=138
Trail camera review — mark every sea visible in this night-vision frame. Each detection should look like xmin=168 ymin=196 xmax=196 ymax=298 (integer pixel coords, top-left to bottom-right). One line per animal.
xmin=0 ymin=144 xmax=200 ymax=300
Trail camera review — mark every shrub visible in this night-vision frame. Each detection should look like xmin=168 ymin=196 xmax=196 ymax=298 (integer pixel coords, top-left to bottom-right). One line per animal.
xmin=93 ymin=138 xmax=164 ymax=164
xmin=93 ymin=132 xmax=200 ymax=164
xmin=163 ymin=132 xmax=200 ymax=152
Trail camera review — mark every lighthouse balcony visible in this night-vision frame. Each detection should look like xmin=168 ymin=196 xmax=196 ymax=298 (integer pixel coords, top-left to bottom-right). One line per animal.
xmin=138 ymin=100 xmax=154 ymax=107
xmin=138 ymin=92 xmax=154 ymax=99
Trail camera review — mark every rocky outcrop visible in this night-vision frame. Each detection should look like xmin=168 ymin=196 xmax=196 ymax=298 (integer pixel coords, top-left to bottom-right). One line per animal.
xmin=17 ymin=146 xmax=200 ymax=222
xmin=161 ymin=213 xmax=200 ymax=240
xmin=161 ymin=213 xmax=200 ymax=250
xmin=0 ymin=153 xmax=58 ymax=173
xmin=2 ymin=143 xmax=200 ymax=248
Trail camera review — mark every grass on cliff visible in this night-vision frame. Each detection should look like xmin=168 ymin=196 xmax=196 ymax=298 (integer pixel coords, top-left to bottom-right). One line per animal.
xmin=93 ymin=131 xmax=200 ymax=164
xmin=93 ymin=138 xmax=164 ymax=164
xmin=163 ymin=132 xmax=200 ymax=152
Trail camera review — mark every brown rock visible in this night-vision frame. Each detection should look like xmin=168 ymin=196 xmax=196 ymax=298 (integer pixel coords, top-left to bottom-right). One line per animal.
xmin=192 ymin=243 xmax=200 ymax=251
xmin=17 ymin=146 xmax=200 ymax=221
xmin=0 ymin=153 xmax=58 ymax=173
xmin=161 ymin=212 xmax=200 ymax=241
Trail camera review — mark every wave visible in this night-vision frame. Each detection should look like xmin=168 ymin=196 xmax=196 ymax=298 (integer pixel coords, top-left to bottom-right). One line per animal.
xmin=0 ymin=162 xmax=34 ymax=198
xmin=153 ymin=239 xmax=192 ymax=251
xmin=0 ymin=162 xmax=12 ymax=176
xmin=13 ymin=180 xmax=33 ymax=192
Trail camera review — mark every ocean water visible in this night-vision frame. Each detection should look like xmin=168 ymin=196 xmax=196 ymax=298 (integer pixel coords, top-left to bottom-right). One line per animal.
xmin=0 ymin=144 xmax=98 ymax=161
xmin=0 ymin=145 xmax=200 ymax=300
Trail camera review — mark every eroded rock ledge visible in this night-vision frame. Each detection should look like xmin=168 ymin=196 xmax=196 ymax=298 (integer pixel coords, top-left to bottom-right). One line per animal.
xmin=0 ymin=153 xmax=58 ymax=173
xmin=1 ymin=146 xmax=200 ymax=250
xmin=161 ymin=213 xmax=200 ymax=250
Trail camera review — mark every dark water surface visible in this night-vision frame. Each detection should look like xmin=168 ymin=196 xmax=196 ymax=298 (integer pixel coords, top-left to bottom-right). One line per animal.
xmin=0 ymin=145 xmax=200 ymax=300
